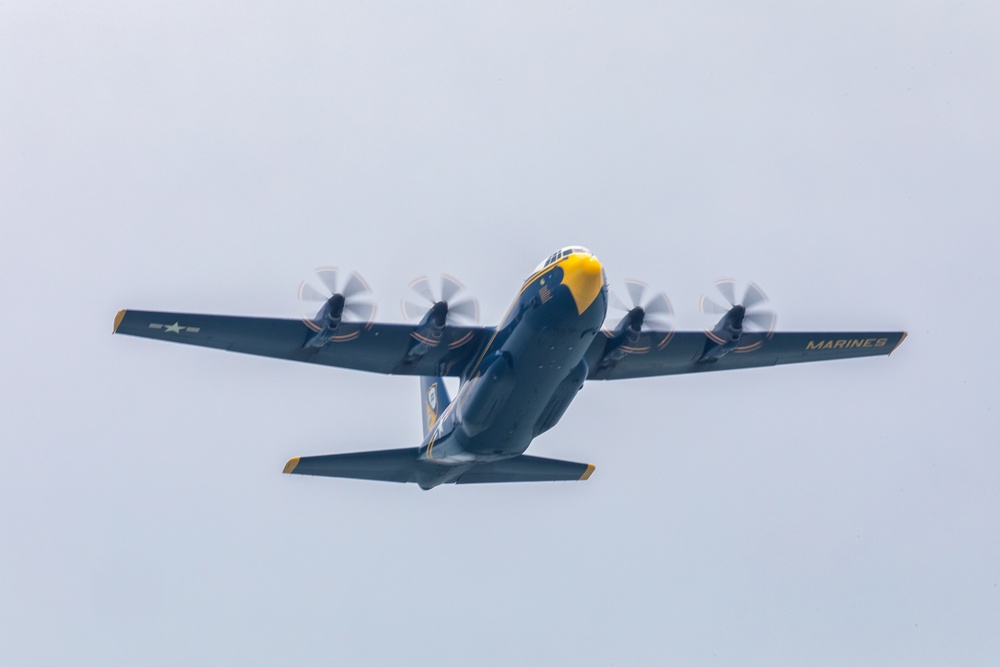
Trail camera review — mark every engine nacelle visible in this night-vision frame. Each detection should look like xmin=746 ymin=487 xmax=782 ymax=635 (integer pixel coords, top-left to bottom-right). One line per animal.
xmin=699 ymin=304 xmax=745 ymax=362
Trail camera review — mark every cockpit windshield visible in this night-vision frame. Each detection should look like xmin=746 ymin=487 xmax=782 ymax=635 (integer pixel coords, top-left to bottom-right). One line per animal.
xmin=534 ymin=246 xmax=592 ymax=272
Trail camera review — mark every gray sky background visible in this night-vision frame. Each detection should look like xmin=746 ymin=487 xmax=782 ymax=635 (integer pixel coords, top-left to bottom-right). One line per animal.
xmin=2 ymin=2 xmax=998 ymax=665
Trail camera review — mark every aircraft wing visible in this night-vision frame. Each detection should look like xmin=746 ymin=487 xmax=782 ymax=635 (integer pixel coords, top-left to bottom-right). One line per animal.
xmin=113 ymin=309 xmax=489 ymax=377
xmin=584 ymin=330 xmax=907 ymax=380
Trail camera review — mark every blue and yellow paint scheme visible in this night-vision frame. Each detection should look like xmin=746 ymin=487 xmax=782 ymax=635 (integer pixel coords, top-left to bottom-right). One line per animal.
xmin=114 ymin=247 xmax=906 ymax=489
xmin=403 ymin=247 xmax=607 ymax=487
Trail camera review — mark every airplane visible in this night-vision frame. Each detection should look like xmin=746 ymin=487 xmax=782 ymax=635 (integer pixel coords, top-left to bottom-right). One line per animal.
xmin=113 ymin=246 xmax=906 ymax=489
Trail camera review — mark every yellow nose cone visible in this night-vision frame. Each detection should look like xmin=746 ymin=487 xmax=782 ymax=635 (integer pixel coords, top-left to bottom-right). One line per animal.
xmin=560 ymin=253 xmax=604 ymax=315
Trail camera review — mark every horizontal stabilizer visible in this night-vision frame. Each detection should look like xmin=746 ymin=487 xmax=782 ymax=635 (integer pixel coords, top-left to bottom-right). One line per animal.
xmin=283 ymin=449 xmax=595 ymax=487
xmin=456 ymin=455 xmax=594 ymax=484
xmin=284 ymin=448 xmax=421 ymax=484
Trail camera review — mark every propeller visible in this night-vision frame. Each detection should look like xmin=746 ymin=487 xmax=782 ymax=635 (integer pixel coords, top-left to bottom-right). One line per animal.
xmin=606 ymin=279 xmax=675 ymax=348
xmin=401 ymin=274 xmax=479 ymax=326
xmin=298 ymin=267 xmax=376 ymax=332
xmin=699 ymin=279 xmax=776 ymax=335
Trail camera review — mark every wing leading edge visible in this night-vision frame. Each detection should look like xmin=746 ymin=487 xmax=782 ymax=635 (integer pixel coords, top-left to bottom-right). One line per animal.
xmin=113 ymin=309 xmax=489 ymax=377
xmin=585 ymin=330 xmax=907 ymax=380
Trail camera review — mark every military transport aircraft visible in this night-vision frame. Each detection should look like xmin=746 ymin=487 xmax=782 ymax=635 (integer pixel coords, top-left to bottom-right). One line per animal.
xmin=114 ymin=246 xmax=906 ymax=489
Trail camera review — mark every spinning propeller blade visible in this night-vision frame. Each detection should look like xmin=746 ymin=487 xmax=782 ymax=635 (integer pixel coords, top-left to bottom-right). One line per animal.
xmin=402 ymin=274 xmax=480 ymax=325
xmin=298 ymin=267 xmax=377 ymax=330
xmin=699 ymin=279 xmax=776 ymax=335
xmin=606 ymin=279 xmax=675 ymax=347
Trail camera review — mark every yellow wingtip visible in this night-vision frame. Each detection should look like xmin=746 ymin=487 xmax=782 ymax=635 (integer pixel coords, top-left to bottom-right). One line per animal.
xmin=580 ymin=464 xmax=596 ymax=481
xmin=113 ymin=309 xmax=126 ymax=334
xmin=283 ymin=457 xmax=301 ymax=474
xmin=890 ymin=331 xmax=908 ymax=355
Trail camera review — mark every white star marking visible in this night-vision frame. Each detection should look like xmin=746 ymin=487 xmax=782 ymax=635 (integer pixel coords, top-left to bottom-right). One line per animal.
xmin=163 ymin=322 xmax=184 ymax=334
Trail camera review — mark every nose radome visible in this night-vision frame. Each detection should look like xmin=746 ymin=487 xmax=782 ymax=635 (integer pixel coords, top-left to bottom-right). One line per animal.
xmin=561 ymin=252 xmax=604 ymax=315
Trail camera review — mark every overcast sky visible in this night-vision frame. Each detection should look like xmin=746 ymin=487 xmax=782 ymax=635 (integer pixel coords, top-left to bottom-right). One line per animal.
xmin=2 ymin=2 xmax=999 ymax=665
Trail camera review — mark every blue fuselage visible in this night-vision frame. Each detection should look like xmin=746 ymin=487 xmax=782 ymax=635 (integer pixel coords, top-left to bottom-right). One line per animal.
xmin=415 ymin=251 xmax=607 ymax=488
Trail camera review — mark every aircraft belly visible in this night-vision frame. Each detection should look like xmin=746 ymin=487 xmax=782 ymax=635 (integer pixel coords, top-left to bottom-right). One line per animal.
xmin=463 ymin=317 xmax=596 ymax=457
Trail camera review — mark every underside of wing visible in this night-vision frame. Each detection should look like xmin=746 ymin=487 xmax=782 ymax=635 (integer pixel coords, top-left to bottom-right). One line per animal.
xmin=113 ymin=310 xmax=489 ymax=376
xmin=585 ymin=330 xmax=907 ymax=380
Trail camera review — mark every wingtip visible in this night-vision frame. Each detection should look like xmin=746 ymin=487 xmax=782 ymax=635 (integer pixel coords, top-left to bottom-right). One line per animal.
xmin=283 ymin=457 xmax=301 ymax=474
xmin=579 ymin=464 xmax=596 ymax=481
xmin=890 ymin=331 xmax=908 ymax=355
xmin=113 ymin=309 xmax=126 ymax=334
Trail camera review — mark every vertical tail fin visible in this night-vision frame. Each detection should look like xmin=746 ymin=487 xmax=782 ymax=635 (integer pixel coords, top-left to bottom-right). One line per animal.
xmin=420 ymin=376 xmax=451 ymax=437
